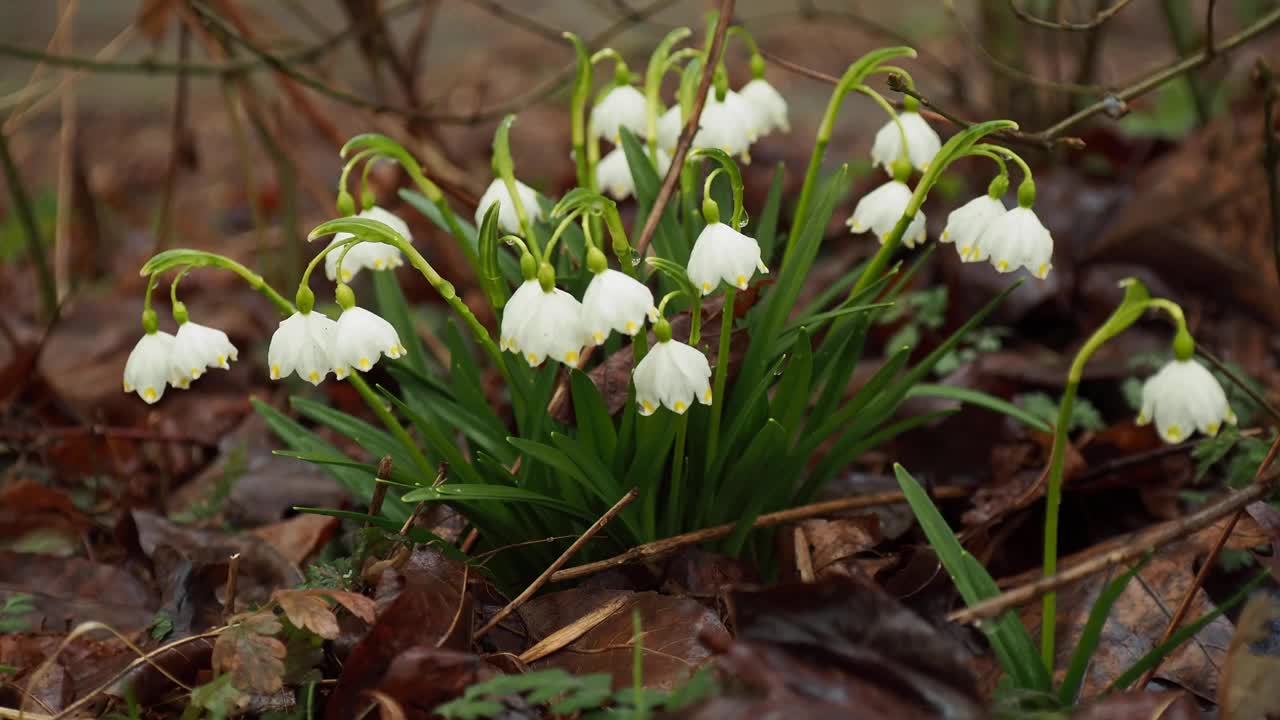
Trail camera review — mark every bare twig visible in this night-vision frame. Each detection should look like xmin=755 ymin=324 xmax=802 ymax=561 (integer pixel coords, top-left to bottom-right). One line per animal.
xmin=887 ymin=75 xmax=1084 ymax=150
xmin=1136 ymin=430 xmax=1280 ymax=687
xmin=1009 ymin=0 xmax=1136 ymax=31
xmin=550 ymin=487 xmax=968 ymax=583
xmin=366 ymin=456 xmax=394 ymax=526
xmin=1196 ymin=347 xmax=1280 ymax=426
xmin=948 ymin=465 xmax=1280 ymax=624
xmin=1205 ymin=0 xmax=1219 ymax=57
xmin=52 ymin=0 xmax=77 ymax=304
xmin=476 ymin=489 xmax=638 ymax=638
xmin=1033 ymin=6 xmax=1280 ymax=140
xmin=223 ymin=552 xmax=242 ymax=620
xmin=634 ymin=0 xmax=734 ymax=256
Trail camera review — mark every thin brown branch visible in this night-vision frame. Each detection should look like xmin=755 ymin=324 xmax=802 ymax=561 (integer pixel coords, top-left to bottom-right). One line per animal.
xmin=1033 ymin=6 xmax=1280 ymax=140
xmin=1009 ymin=0 xmax=1135 ymax=31
xmin=222 ymin=552 xmax=242 ymax=620
xmin=476 ymin=489 xmax=638 ymax=638
xmin=634 ymin=0 xmax=734 ymax=256
xmin=550 ymin=487 xmax=969 ymax=583
xmin=948 ymin=465 xmax=1280 ymax=624
xmin=1196 ymin=347 xmax=1280 ymax=426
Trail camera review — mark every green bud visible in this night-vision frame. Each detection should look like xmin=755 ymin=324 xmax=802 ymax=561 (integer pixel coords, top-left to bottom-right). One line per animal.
xmin=360 ymin=189 xmax=376 ymax=211
xmin=987 ymin=174 xmax=1009 ymax=199
xmin=296 ymin=285 xmax=315 ymax=314
xmin=749 ymin=54 xmax=765 ymax=79
xmin=654 ymin=318 xmax=673 ymax=343
xmin=172 ymin=301 xmax=189 ymax=325
xmin=141 ymin=307 xmax=159 ymax=335
xmin=613 ymin=63 xmax=631 ymax=86
xmin=891 ymin=156 xmax=913 ymax=183
xmin=587 ymin=246 xmax=609 ymax=274
xmin=1173 ymin=327 xmax=1195 ymax=361
xmin=701 ymin=197 xmax=721 ymax=226
xmin=336 ymin=191 xmax=356 ymax=216
xmin=519 ymin=252 xmax=537 ymax=281
xmin=1017 ymin=178 xmax=1036 ymax=208
xmin=335 ymin=283 xmax=356 ymax=311
xmin=537 ymin=262 xmax=556 ymax=292
xmin=903 ymin=94 xmax=920 ymax=113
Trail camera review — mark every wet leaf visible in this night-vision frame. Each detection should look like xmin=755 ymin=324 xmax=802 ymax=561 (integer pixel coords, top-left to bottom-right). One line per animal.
xmin=212 ymin=611 xmax=286 ymax=694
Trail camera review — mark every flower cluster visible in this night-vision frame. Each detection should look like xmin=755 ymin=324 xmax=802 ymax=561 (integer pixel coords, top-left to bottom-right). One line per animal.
xmin=942 ymin=188 xmax=1053 ymax=279
xmin=123 ymin=311 xmax=238 ymax=404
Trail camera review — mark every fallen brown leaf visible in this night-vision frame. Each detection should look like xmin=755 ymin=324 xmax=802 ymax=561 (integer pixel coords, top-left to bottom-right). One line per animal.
xmin=1070 ymin=690 xmax=1200 ymax=719
xmin=1219 ymin=593 xmax=1280 ymax=720
xmin=0 ymin=551 xmax=156 ymax=632
xmin=251 ymin=514 xmax=340 ymax=566
xmin=212 ymin=611 xmax=286 ymax=695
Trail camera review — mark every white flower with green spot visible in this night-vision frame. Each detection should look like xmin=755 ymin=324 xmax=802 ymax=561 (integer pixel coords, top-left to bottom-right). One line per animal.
xmin=972 ymin=207 xmax=1054 ymax=279
xmin=591 ymin=84 xmax=649 ymax=144
xmin=846 ymin=180 xmax=927 ymax=247
xmin=268 ymin=311 xmax=337 ymax=385
xmin=687 ymin=222 xmax=768 ymax=296
xmin=500 ymin=278 xmax=587 ymax=367
xmin=597 ymin=146 xmax=670 ymax=201
xmin=738 ymin=78 xmax=789 ymax=136
xmin=656 ymin=105 xmax=681 ymax=151
xmin=170 ymin=320 xmax=238 ymax=383
xmin=331 ymin=306 xmax=405 ymax=379
xmin=871 ymin=111 xmax=941 ymax=174
xmin=325 ymin=206 xmax=409 ymax=283
xmin=691 ymin=94 xmax=754 ymax=161
xmin=1137 ymin=358 xmax=1236 ymax=443
xmin=123 ymin=330 xmax=179 ymax=403
xmin=582 ymin=248 xmax=657 ymax=345
xmin=633 ymin=323 xmax=712 ymax=416
xmin=942 ymin=195 xmax=1005 ymax=262
xmin=476 ymin=178 xmax=542 ymax=235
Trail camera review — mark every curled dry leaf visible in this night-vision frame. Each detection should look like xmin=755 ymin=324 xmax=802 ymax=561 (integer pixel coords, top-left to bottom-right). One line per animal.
xmin=1219 ymin=593 xmax=1280 ymax=720
xmin=273 ymin=588 xmax=376 ymax=639
xmin=212 ymin=611 xmax=287 ymax=695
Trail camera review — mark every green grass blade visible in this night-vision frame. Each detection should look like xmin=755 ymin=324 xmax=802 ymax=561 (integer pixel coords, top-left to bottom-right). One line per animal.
xmin=907 ymin=384 xmax=1052 ymax=433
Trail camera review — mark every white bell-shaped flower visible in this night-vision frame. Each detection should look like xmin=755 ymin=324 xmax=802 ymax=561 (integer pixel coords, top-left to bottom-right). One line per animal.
xmin=846 ymin=180 xmax=927 ymax=247
xmin=124 ymin=331 xmax=178 ymax=404
xmin=500 ymin=281 xmax=587 ymax=366
xmin=633 ymin=337 xmax=712 ymax=415
xmin=738 ymin=78 xmax=789 ymax=136
xmin=330 ymin=306 xmax=405 ymax=379
xmin=687 ymin=222 xmax=768 ymax=296
xmin=268 ymin=311 xmax=338 ymax=386
xmin=942 ymin=195 xmax=1006 ymax=262
xmin=1138 ymin=358 xmax=1236 ymax=443
xmin=870 ymin=111 xmax=941 ymax=175
xmin=972 ymin=207 xmax=1054 ymax=279
xmin=597 ymin=147 xmax=671 ymax=201
xmin=656 ymin=105 xmax=682 ymax=151
xmin=325 ymin=206 xmax=410 ymax=283
xmin=591 ymin=84 xmax=649 ymax=144
xmin=691 ymin=96 xmax=754 ymax=161
xmin=582 ymin=269 xmax=657 ymax=345
xmin=475 ymin=178 xmax=542 ymax=235
xmin=170 ymin=321 xmax=238 ymax=383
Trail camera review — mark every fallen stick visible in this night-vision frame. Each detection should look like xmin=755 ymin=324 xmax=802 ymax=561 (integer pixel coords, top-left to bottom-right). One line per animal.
xmin=550 ymin=486 xmax=969 ymax=583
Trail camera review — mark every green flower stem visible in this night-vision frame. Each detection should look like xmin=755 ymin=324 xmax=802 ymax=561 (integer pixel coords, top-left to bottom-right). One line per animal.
xmin=564 ymin=32 xmax=593 ymax=189
xmin=666 ymin=412 xmax=690 ymax=537
xmin=680 ymin=162 xmax=699 ymax=249
xmin=644 ymin=27 xmax=693 ymax=158
xmin=726 ymin=26 xmax=762 ymax=75
xmin=976 ymin=143 xmax=1033 ymax=183
xmin=602 ymin=204 xmax=639 ymax=278
xmin=542 ymin=209 xmax=585 ymax=265
xmin=690 ymin=148 xmax=745 ymax=228
xmin=856 ymin=84 xmax=910 ymax=155
xmin=702 ymin=287 xmax=734 ymax=480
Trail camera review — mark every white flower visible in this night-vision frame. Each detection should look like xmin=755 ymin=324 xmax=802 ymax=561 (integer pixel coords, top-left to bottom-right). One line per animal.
xmin=972 ymin=207 xmax=1054 ymax=278
xmin=325 ymin=206 xmax=410 ymax=283
xmin=942 ymin=195 xmax=1006 ymax=262
xmin=691 ymin=95 xmax=754 ymax=161
xmin=591 ymin=84 xmax=649 ymax=144
xmin=738 ymin=78 xmax=789 ymax=136
xmin=330 ymin=306 xmax=405 ymax=379
xmin=687 ymin=222 xmax=768 ymax=295
xmin=870 ymin=111 xmax=942 ymax=174
xmin=656 ymin=105 xmax=682 ymax=151
xmin=475 ymin=178 xmax=542 ymax=235
xmin=582 ymin=270 xmax=657 ymax=345
xmin=633 ymin=339 xmax=712 ymax=415
xmin=123 ymin=331 xmax=179 ymax=404
xmin=268 ymin=311 xmax=338 ymax=385
xmin=170 ymin=321 xmax=238 ymax=383
xmin=500 ymin=281 xmax=587 ymax=366
xmin=846 ymin=180 xmax=927 ymax=247
xmin=1138 ymin=359 xmax=1236 ymax=443
xmin=597 ymin=147 xmax=671 ymax=201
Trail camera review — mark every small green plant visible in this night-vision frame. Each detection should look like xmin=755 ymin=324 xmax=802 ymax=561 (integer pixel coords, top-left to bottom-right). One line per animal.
xmin=1016 ymin=391 xmax=1105 ymax=434
xmin=0 ymin=593 xmax=33 ymax=634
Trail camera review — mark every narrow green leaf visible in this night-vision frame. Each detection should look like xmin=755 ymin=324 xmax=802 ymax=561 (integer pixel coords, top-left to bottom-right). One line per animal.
xmin=477 ymin=202 xmax=510 ymax=311
xmin=372 ymin=270 xmax=429 ymax=376
xmin=1059 ymin=556 xmax=1149 ymax=704
xmin=754 ymin=163 xmax=785 ymax=264
xmin=400 ymin=483 xmax=594 ymax=522
xmin=771 ymin=330 xmax=814 ymax=439
xmin=907 ymin=384 xmax=1052 ymax=433
xmin=570 ymin=369 xmax=617 ymax=462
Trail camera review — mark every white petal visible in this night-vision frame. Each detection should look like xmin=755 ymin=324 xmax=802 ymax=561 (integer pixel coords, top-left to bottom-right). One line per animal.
xmin=943 ymin=195 xmax=1005 ymax=263
xmin=633 ymin=339 xmax=712 ymax=414
xmin=738 ymin=78 xmax=789 ymax=136
xmin=582 ymin=270 xmax=656 ymax=344
xmin=503 ymin=284 xmax=587 ymax=366
xmin=475 ymin=178 xmax=542 ymax=235
xmin=124 ymin=331 xmax=176 ymax=404
xmin=325 ymin=206 xmax=410 ymax=281
xmin=500 ymin=280 xmax=542 ymax=352
xmin=590 ymin=85 xmax=649 ymax=143
xmin=975 ymin=207 xmax=1054 ymax=278
xmin=847 ymin=180 xmax=920 ymax=242
xmin=656 ymin=105 xmax=682 ymax=151
xmin=268 ymin=312 xmax=337 ymax=385
xmin=331 ymin=306 xmax=405 ymax=374
xmin=870 ymin=111 xmax=941 ymax=174
xmin=687 ymin=222 xmax=766 ymax=296
xmin=171 ymin=321 xmax=238 ymax=382
xmin=1138 ymin=359 xmax=1235 ymax=443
